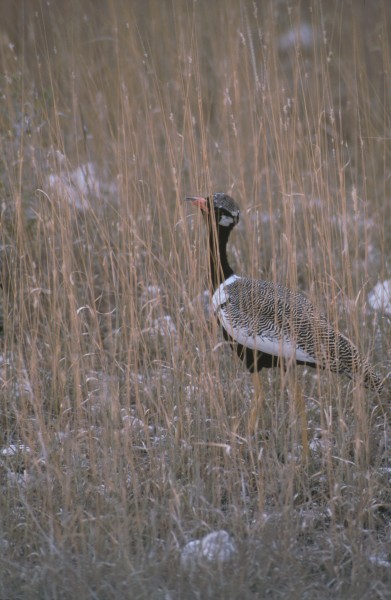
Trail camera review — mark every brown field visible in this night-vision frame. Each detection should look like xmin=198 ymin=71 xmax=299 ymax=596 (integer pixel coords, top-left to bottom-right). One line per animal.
xmin=0 ymin=1 xmax=390 ymax=598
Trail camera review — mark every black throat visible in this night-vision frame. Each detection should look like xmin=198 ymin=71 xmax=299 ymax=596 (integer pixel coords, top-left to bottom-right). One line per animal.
xmin=208 ymin=223 xmax=235 ymax=291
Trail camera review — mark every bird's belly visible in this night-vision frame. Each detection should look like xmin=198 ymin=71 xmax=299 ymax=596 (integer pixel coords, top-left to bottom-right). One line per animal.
xmin=214 ymin=303 xmax=316 ymax=365
xmin=226 ymin=325 xmax=317 ymax=364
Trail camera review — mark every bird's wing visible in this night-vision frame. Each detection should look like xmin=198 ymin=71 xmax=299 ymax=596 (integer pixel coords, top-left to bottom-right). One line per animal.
xmin=215 ymin=277 xmax=355 ymax=366
xmin=213 ymin=277 xmax=318 ymax=363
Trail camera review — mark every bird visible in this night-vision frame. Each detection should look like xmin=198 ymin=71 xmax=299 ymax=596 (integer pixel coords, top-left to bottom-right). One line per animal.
xmin=185 ymin=193 xmax=384 ymax=393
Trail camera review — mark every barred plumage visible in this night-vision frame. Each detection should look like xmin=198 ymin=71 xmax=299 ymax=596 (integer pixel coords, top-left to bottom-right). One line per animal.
xmin=214 ymin=275 xmax=383 ymax=391
xmin=185 ymin=193 xmax=383 ymax=393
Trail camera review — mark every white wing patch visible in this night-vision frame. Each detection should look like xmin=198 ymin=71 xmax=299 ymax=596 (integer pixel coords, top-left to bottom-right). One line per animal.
xmin=212 ymin=275 xmax=317 ymax=364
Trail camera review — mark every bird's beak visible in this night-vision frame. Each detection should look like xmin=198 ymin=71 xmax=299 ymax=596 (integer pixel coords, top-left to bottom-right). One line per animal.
xmin=185 ymin=195 xmax=209 ymax=213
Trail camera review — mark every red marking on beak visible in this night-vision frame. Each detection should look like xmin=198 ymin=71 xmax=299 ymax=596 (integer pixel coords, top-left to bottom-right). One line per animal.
xmin=185 ymin=195 xmax=209 ymax=213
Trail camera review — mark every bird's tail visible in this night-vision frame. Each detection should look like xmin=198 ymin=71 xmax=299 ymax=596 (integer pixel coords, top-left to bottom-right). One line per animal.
xmin=334 ymin=332 xmax=384 ymax=393
xmin=361 ymin=363 xmax=385 ymax=393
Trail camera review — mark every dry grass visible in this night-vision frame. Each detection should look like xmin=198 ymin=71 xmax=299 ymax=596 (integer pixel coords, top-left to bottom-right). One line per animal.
xmin=0 ymin=1 xmax=390 ymax=598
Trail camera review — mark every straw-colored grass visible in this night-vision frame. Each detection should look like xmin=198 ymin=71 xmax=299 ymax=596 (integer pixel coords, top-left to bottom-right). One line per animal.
xmin=0 ymin=1 xmax=390 ymax=598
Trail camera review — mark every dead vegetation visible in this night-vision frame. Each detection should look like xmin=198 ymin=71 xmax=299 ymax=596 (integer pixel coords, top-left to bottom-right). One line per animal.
xmin=0 ymin=1 xmax=390 ymax=598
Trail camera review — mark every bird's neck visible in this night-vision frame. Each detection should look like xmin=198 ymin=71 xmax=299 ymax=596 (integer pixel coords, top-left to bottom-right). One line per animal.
xmin=208 ymin=226 xmax=234 ymax=291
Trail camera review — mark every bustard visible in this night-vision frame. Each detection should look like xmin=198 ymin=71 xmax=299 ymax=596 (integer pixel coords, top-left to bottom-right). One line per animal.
xmin=185 ymin=193 xmax=383 ymax=393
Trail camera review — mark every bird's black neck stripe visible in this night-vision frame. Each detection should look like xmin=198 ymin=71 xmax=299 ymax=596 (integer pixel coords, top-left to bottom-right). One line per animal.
xmin=209 ymin=225 xmax=234 ymax=291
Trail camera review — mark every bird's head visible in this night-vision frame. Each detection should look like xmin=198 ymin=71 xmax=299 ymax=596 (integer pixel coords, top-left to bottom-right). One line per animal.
xmin=185 ymin=193 xmax=240 ymax=231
